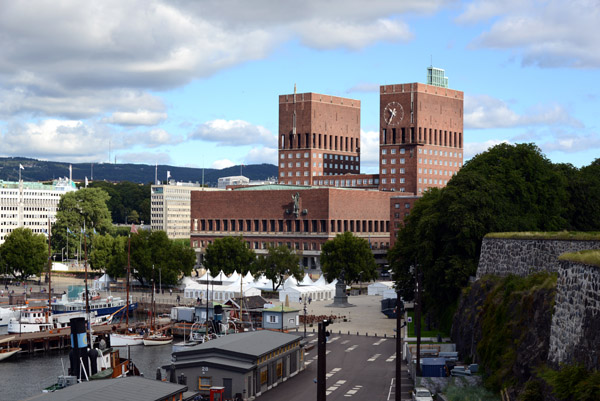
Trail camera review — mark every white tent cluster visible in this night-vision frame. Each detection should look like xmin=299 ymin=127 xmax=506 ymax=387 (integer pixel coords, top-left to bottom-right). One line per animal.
xmin=183 ymin=271 xmax=337 ymax=303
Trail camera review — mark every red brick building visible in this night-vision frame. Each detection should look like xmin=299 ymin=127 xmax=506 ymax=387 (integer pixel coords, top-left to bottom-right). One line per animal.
xmin=190 ymin=68 xmax=463 ymax=268
xmin=278 ymin=91 xmax=362 ymax=186
xmin=379 ymin=82 xmax=464 ymax=194
xmin=190 ymin=186 xmax=392 ymax=269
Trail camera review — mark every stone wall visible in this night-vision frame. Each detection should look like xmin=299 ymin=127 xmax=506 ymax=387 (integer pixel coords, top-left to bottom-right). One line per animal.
xmin=476 ymin=238 xmax=600 ymax=278
xmin=548 ymin=260 xmax=600 ymax=370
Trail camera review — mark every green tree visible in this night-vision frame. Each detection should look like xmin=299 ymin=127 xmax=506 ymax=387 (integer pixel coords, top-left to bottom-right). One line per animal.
xmin=0 ymin=228 xmax=48 ymax=280
xmin=89 ymin=234 xmax=116 ymax=272
xmin=388 ymin=143 xmax=570 ymax=327
xmin=255 ymin=245 xmax=303 ymax=291
xmin=53 ymin=188 xmax=112 ymax=259
xmin=203 ymin=236 xmax=256 ymax=276
xmin=127 ymin=210 xmax=140 ymax=224
xmin=127 ymin=230 xmax=195 ymax=286
xmin=320 ymin=231 xmax=378 ymax=284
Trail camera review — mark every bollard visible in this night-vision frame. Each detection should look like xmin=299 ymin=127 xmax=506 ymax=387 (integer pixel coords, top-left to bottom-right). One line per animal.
xmin=348 ymin=331 xmax=350 ymax=335
xmin=375 ymin=333 xmax=377 ymax=337
xmin=384 ymin=333 xmax=387 ymax=338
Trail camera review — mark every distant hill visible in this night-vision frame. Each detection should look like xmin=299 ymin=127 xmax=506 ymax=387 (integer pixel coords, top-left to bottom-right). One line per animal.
xmin=0 ymin=157 xmax=278 ymax=186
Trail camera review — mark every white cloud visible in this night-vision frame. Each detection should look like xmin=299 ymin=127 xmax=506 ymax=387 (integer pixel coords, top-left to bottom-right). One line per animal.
xmin=104 ymin=110 xmax=167 ymax=126
xmin=0 ymin=119 xmax=182 ymax=163
xmin=464 ymin=139 xmax=510 ymax=160
xmin=211 ymin=159 xmax=236 ymax=169
xmin=464 ymin=94 xmax=582 ymax=130
xmin=360 ymin=129 xmax=380 ymax=172
xmin=189 ymin=120 xmax=276 ymax=146
xmin=296 ymin=18 xmax=412 ymax=50
xmin=459 ymin=0 xmax=600 ymax=68
xmin=538 ymin=130 xmax=600 ymax=154
xmin=245 ymin=147 xmax=278 ymax=165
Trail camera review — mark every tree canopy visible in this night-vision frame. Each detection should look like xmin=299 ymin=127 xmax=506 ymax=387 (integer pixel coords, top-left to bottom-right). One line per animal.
xmin=254 ymin=245 xmax=303 ymax=291
xmin=53 ymin=187 xmax=113 ymax=260
xmin=88 ymin=181 xmax=150 ymax=225
xmin=203 ymin=236 xmax=256 ymax=276
xmin=0 ymin=228 xmax=48 ymax=280
xmin=89 ymin=230 xmax=195 ymax=285
xmin=388 ymin=143 xmax=576 ymax=327
xmin=320 ymin=231 xmax=378 ymax=284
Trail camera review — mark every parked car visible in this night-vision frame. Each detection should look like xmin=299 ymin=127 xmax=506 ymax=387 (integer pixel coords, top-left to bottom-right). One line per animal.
xmin=412 ymin=387 xmax=434 ymax=401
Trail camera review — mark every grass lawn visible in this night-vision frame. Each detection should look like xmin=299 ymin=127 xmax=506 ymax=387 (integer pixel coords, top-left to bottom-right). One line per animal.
xmin=406 ymin=310 xmax=449 ymax=338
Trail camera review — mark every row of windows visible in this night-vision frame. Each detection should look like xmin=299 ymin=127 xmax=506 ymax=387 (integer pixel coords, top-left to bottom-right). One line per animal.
xmin=281 ymin=152 xmax=359 ymax=161
xmin=380 ymin=178 xmax=405 ymax=184
xmin=420 ymin=158 xmax=461 ymax=167
xmin=281 ymin=132 xmax=358 ymax=152
xmin=418 ymin=149 xmax=462 ymax=157
xmin=418 ymin=169 xmax=456 ymax=177
xmin=193 ymin=218 xmax=390 ymax=234
xmin=381 ymin=158 xmax=405 ymax=165
xmin=194 ymin=239 xmax=390 ymax=251
xmin=381 ymin=168 xmax=405 ymax=174
xmin=381 ymin=127 xmax=462 ymax=148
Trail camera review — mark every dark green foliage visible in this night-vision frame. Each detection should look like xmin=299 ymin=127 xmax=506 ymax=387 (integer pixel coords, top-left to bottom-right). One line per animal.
xmin=320 ymin=231 xmax=378 ymax=284
xmin=88 ymin=181 xmax=150 ymax=225
xmin=519 ymin=379 xmax=544 ymax=401
xmin=203 ymin=236 xmax=256 ymax=276
xmin=254 ymin=245 xmax=303 ymax=291
xmin=89 ymin=231 xmax=194 ymax=285
xmin=0 ymin=157 xmax=277 ymax=186
xmin=388 ymin=143 xmax=571 ymax=325
xmin=476 ymin=273 xmax=557 ymax=391
xmin=538 ymin=364 xmax=600 ymax=401
xmin=0 ymin=228 xmax=48 ymax=279
xmin=53 ymin=188 xmax=113 ymax=260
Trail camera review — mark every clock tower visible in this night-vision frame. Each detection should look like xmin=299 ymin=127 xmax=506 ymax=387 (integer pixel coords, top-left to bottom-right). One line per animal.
xmin=379 ymin=69 xmax=464 ymax=194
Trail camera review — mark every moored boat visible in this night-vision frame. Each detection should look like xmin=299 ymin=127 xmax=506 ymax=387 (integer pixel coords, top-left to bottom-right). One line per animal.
xmin=109 ymin=332 xmax=144 ymax=346
xmin=0 ymin=336 xmax=21 ymax=361
xmin=142 ymin=333 xmax=173 ymax=346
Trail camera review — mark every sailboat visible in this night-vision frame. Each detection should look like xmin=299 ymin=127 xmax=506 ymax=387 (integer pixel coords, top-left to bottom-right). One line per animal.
xmin=110 ymin=224 xmax=143 ymax=346
xmin=143 ymin=265 xmax=172 ymax=346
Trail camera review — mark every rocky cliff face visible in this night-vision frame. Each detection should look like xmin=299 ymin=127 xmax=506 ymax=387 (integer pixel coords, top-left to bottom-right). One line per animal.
xmin=451 ymin=274 xmax=557 ymax=396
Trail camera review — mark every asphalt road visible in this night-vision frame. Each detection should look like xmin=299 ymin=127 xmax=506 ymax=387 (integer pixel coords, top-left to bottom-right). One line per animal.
xmin=257 ymin=333 xmax=413 ymax=401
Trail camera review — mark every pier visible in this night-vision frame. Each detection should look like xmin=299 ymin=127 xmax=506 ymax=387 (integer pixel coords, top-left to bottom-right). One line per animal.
xmin=0 ymin=318 xmax=172 ymax=355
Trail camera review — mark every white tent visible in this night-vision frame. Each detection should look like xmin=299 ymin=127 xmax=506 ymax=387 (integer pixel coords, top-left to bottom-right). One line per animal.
xmin=93 ymin=274 xmax=114 ymax=290
xmin=228 ymin=270 xmax=240 ymax=282
xmin=367 ymin=281 xmax=394 ymax=296
xmin=300 ymin=273 xmax=315 ymax=286
xmin=184 ymin=280 xmax=261 ymax=301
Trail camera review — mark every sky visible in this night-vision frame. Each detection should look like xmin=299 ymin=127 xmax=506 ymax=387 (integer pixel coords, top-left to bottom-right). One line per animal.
xmin=0 ymin=0 xmax=598 ymax=175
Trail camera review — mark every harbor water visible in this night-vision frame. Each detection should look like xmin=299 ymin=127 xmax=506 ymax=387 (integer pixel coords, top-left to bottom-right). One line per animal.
xmin=0 ymin=326 xmax=175 ymax=401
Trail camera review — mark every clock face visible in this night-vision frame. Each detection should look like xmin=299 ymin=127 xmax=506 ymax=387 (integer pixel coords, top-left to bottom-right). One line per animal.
xmin=383 ymin=101 xmax=404 ymax=126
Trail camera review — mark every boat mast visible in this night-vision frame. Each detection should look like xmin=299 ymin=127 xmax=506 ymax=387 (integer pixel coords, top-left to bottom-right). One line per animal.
xmin=84 ymin=220 xmax=91 ymax=346
xmin=126 ymin=233 xmax=131 ymax=328
xmin=151 ymin=264 xmax=155 ymax=332
xmin=46 ymin=217 xmax=52 ymax=324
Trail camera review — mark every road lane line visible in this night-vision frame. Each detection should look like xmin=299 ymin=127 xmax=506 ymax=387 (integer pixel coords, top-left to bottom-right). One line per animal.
xmin=367 ymin=353 xmax=381 ymax=362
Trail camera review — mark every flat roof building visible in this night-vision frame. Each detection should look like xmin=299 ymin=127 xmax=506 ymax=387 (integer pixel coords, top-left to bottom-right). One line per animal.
xmin=0 ymin=178 xmax=76 ymax=245
xmin=167 ymin=330 xmax=304 ymax=399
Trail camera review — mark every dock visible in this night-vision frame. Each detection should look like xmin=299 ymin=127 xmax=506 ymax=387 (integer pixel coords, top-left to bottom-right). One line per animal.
xmin=0 ymin=318 xmax=172 ymax=355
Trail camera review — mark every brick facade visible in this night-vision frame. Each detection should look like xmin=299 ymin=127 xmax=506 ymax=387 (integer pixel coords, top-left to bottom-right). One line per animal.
xmin=190 ymin=187 xmax=393 ymax=268
xmin=379 ymin=83 xmax=464 ymax=194
xmin=278 ymin=92 xmax=361 ymax=186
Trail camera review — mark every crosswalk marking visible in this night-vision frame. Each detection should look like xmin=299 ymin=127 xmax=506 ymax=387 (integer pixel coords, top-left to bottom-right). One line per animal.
xmin=326 ymin=367 xmax=342 ymax=378
xmin=367 ymin=353 xmax=381 ymax=362
xmin=344 ymin=385 xmax=363 ymax=397
xmin=386 ymin=353 xmax=396 ymax=362
xmin=326 ymin=379 xmax=346 ymax=396
xmin=341 ymin=340 xmax=350 ymax=345
xmin=345 ymin=344 xmax=358 ymax=352
xmin=373 ymin=338 xmax=387 ymax=346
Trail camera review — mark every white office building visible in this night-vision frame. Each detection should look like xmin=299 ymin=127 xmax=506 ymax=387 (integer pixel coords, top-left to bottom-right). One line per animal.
xmin=151 ymin=182 xmax=221 ymax=239
xmin=0 ymin=178 xmax=77 ymax=245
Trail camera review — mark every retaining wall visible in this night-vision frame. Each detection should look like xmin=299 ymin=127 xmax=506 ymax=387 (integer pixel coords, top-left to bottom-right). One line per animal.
xmin=476 ymin=238 xmax=600 ymax=278
xmin=548 ymin=260 xmax=600 ymax=369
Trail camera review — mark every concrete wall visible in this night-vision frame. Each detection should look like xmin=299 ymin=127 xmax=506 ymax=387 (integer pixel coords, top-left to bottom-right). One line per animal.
xmin=548 ymin=260 xmax=600 ymax=370
xmin=476 ymin=237 xmax=600 ymax=278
